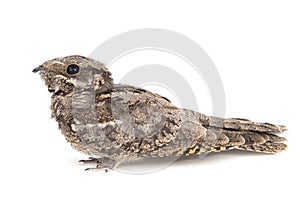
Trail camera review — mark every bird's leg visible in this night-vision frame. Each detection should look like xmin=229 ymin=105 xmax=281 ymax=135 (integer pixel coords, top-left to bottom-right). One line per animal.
xmin=78 ymin=157 xmax=118 ymax=172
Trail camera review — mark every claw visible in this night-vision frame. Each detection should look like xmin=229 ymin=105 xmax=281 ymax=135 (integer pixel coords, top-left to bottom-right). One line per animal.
xmin=79 ymin=157 xmax=100 ymax=165
xmin=78 ymin=157 xmax=118 ymax=172
xmin=85 ymin=166 xmax=109 ymax=172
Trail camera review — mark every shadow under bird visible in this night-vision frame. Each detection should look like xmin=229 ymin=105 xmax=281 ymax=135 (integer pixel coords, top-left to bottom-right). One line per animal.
xmin=33 ymin=55 xmax=288 ymax=171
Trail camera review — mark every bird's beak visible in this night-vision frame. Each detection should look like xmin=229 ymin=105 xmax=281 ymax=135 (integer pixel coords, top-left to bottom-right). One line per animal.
xmin=32 ymin=65 xmax=45 ymax=73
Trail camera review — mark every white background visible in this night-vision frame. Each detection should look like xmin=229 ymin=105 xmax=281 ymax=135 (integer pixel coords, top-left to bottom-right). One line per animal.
xmin=0 ymin=1 xmax=299 ymax=200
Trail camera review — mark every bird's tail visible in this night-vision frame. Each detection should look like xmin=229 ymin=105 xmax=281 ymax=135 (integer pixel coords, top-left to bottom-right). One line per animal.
xmin=199 ymin=116 xmax=288 ymax=154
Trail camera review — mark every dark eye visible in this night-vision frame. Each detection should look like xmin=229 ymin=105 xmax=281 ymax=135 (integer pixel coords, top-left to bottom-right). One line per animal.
xmin=67 ymin=64 xmax=79 ymax=75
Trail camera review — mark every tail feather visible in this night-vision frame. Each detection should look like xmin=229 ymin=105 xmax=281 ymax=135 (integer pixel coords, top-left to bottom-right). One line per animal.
xmin=200 ymin=115 xmax=287 ymax=133
xmin=237 ymin=142 xmax=287 ymax=153
xmin=199 ymin=115 xmax=288 ymax=154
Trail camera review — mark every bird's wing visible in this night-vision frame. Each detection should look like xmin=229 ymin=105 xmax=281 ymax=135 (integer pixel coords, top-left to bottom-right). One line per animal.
xmin=95 ymin=84 xmax=206 ymax=157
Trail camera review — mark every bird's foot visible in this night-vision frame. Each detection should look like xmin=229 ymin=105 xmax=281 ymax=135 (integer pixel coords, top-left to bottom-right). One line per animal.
xmin=79 ymin=157 xmax=117 ymax=172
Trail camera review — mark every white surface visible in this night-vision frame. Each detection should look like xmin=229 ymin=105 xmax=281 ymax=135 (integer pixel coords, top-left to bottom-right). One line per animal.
xmin=0 ymin=1 xmax=299 ymax=200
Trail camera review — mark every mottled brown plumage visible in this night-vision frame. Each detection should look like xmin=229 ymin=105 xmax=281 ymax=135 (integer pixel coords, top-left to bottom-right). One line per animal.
xmin=33 ymin=55 xmax=287 ymax=171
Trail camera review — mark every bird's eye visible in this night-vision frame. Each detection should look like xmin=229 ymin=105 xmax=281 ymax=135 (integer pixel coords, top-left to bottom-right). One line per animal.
xmin=67 ymin=64 xmax=80 ymax=75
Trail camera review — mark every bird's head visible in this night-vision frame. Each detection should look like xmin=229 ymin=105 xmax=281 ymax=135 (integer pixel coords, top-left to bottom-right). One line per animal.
xmin=33 ymin=55 xmax=113 ymax=95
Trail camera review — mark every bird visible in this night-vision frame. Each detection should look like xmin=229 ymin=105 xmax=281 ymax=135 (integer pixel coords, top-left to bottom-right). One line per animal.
xmin=33 ymin=55 xmax=288 ymax=171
